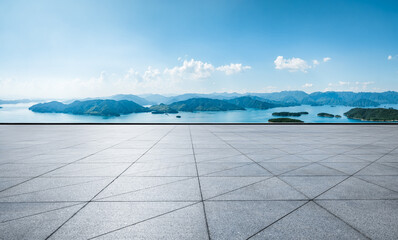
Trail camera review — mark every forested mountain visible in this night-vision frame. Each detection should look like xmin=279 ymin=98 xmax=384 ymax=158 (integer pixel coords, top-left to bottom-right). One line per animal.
xmin=29 ymin=100 xmax=149 ymax=116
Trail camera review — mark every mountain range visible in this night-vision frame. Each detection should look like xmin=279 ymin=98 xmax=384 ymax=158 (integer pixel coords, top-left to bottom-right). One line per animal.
xmin=26 ymin=91 xmax=398 ymax=117
xmin=133 ymin=91 xmax=398 ymax=106
xmin=6 ymin=90 xmax=398 ymax=110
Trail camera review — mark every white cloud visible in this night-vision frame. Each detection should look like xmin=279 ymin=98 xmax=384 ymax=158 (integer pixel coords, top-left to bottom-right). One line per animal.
xmin=216 ymin=63 xmax=251 ymax=75
xmin=312 ymin=60 xmax=320 ymax=66
xmin=325 ymin=81 xmax=376 ymax=92
xmin=338 ymin=81 xmax=349 ymax=86
xmin=388 ymin=55 xmax=398 ymax=60
xmin=0 ymin=58 xmax=251 ymax=99
xmin=302 ymin=83 xmax=313 ymax=88
xmin=323 ymin=57 xmax=331 ymax=62
xmin=164 ymin=59 xmax=215 ymax=80
xmin=274 ymin=56 xmax=311 ymax=73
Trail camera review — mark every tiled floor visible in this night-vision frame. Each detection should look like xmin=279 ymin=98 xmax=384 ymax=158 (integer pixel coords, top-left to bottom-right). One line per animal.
xmin=0 ymin=125 xmax=398 ymax=239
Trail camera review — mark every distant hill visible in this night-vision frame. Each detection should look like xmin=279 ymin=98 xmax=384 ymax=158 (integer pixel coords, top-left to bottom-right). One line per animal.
xmin=79 ymin=94 xmax=154 ymax=106
xmin=252 ymin=91 xmax=308 ymax=103
xmin=349 ymin=99 xmax=380 ymax=107
xmin=105 ymin=94 xmax=154 ymax=105
xmin=29 ymin=100 xmax=149 ymax=116
xmin=344 ymin=108 xmax=398 ymax=121
xmin=163 ymin=92 xmax=244 ymax=104
xmin=307 ymin=91 xmax=398 ymax=106
xmin=167 ymin=98 xmax=245 ymax=112
xmin=138 ymin=94 xmax=170 ymax=105
xmin=227 ymin=96 xmax=280 ymax=109
xmin=247 ymin=91 xmax=398 ymax=106
xmin=0 ymin=99 xmax=35 ymax=104
xmin=99 ymin=91 xmax=398 ymax=107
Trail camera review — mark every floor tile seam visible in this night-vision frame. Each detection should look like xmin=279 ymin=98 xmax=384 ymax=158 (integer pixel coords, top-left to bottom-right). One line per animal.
xmin=245 ymin=201 xmax=310 ymax=240
xmin=233 ymin=132 xmax=345 ymax=155
xmin=0 ymin=176 xmax=112 ymax=200
xmin=349 ymin=175 xmax=398 ymax=195
xmin=0 ymin=128 xmax=158 ymax=194
xmin=94 ymin=176 xmax=197 ymax=201
xmin=209 ymin=130 xmax=356 ymax=199
xmin=87 ymin=201 xmax=202 ymax=240
xmin=232 ymin=132 xmax=397 ymax=201
xmin=207 ymin=132 xmax=343 ymax=199
xmin=117 ymin=162 xmax=198 ymax=175
xmin=203 ymin=176 xmax=274 ymax=201
xmin=218 ymin=130 xmax=372 ymax=176
xmin=374 ymin=161 xmax=398 ymax=170
xmin=189 ymin=126 xmax=211 ymax=240
xmin=314 ymin=145 xmax=398 ymax=199
xmin=44 ymin=126 xmax=176 ymax=240
xmin=312 ymin=201 xmax=371 ymax=240
xmin=0 ymin=202 xmax=85 ymax=224
xmin=198 ymin=162 xmax=257 ymax=177
xmin=315 ymin=162 xmax=358 ymax=175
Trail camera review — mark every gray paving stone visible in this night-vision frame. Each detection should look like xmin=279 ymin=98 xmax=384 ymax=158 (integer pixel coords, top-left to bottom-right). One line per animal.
xmin=317 ymin=177 xmax=398 ymax=200
xmin=122 ymin=162 xmax=197 ymax=177
xmin=1 ymin=125 xmax=398 ymax=239
xmin=95 ymin=177 xmax=201 ymax=201
xmin=49 ymin=202 xmax=195 ymax=239
xmin=204 ymin=163 xmax=272 ymax=177
xmin=0 ymin=163 xmax=63 ymax=177
xmin=282 ymin=163 xmax=346 ymax=176
xmin=45 ymin=163 xmax=130 ymax=177
xmin=355 ymin=163 xmax=398 ymax=176
xmin=280 ymin=176 xmax=346 ymax=198
xmin=212 ymin=177 xmax=308 ymax=200
xmin=94 ymin=176 xmax=196 ymax=201
xmin=199 ymin=176 xmax=269 ymax=200
xmin=205 ymin=200 xmax=305 ymax=240
xmin=0 ymin=178 xmax=28 ymax=192
xmin=94 ymin=203 xmax=208 ymax=240
xmin=251 ymin=202 xmax=367 ymax=240
xmin=258 ymin=162 xmax=309 ymax=175
xmin=318 ymin=200 xmax=398 ymax=240
xmin=377 ymin=154 xmax=398 ymax=162
xmin=320 ymin=155 xmax=369 ymax=163
xmin=0 ymin=177 xmax=113 ymax=202
xmin=319 ymin=162 xmax=369 ymax=175
xmin=356 ymin=175 xmax=398 ymax=192
xmin=0 ymin=202 xmax=83 ymax=240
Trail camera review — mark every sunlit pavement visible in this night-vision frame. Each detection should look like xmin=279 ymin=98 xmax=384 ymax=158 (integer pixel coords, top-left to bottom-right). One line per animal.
xmin=0 ymin=125 xmax=398 ymax=239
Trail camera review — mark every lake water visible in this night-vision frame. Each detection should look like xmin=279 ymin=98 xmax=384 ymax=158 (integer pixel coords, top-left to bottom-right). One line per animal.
xmin=1 ymin=102 xmax=398 ymax=123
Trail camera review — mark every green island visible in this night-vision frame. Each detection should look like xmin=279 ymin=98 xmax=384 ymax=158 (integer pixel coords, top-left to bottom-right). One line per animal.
xmin=166 ymin=98 xmax=245 ymax=112
xmin=29 ymin=97 xmax=247 ymax=116
xmin=272 ymin=111 xmax=308 ymax=117
xmin=344 ymin=108 xmax=398 ymax=121
xmin=149 ymin=104 xmax=179 ymax=114
xmin=317 ymin=112 xmax=335 ymax=118
xmin=29 ymin=100 xmax=149 ymax=117
xmin=268 ymin=118 xmax=304 ymax=123
xmin=226 ymin=96 xmax=281 ymax=109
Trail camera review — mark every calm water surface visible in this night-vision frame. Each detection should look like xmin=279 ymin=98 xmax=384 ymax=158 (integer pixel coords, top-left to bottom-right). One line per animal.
xmin=1 ymin=102 xmax=397 ymax=123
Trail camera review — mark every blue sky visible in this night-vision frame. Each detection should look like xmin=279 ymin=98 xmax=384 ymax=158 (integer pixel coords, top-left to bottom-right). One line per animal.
xmin=0 ymin=0 xmax=397 ymax=98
